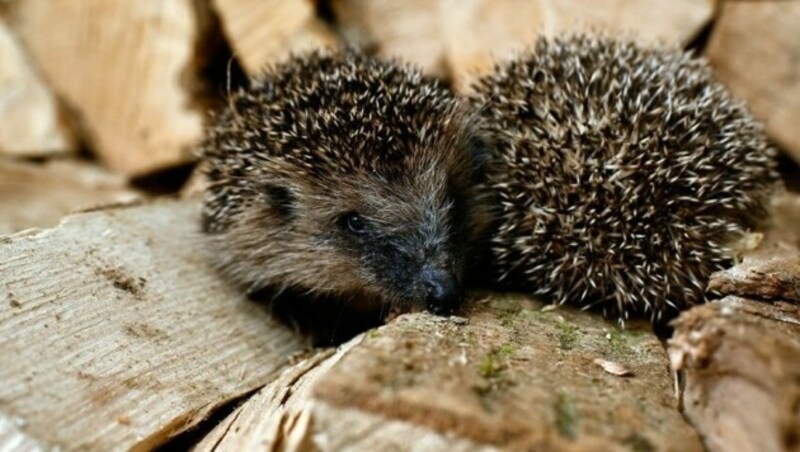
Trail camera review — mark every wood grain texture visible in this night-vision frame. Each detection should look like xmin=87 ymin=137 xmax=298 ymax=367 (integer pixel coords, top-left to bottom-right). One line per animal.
xmin=198 ymin=297 xmax=703 ymax=451
xmin=0 ymin=199 xmax=308 ymax=450
xmin=441 ymin=0 xmax=715 ymax=91
xmin=706 ymin=0 xmax=800 ymax=163
xmin=0 ymin=18 xmax=74 ymax=156
xmin=0 ymin=158 xmax=140 ymax=236
xmin=10 ymin=0 xmax=207 ymax=175
xmin=212 ymin=0 xmax=337 ymax=75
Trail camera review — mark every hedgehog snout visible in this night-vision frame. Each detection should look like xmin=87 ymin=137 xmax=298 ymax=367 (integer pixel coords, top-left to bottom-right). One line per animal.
xmin=420 ymin=266 xmax=461 ymax=316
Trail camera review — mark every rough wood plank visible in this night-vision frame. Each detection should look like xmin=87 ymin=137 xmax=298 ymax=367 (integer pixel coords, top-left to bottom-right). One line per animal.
xmin=0 ymin=18 xmax=74 ymax=156
xmin=331 ymin=0 xmax=448 ymax=77
xmin=212 ymin=0 xmax=337 ymax=75
xmin=10 ymin=0 xmax=208 ymax=175
xmin=0 ymin=200 xmax=308 ymax=450
xmin=0 ymin=158 xmax=140 ymax=236
xmin=706 ymin=0 xmax=800 ymax=163
xmin=198 ymin=297 xmax=703 ymax=451
xmin=441 ymin=0 xmax=715 ymax=91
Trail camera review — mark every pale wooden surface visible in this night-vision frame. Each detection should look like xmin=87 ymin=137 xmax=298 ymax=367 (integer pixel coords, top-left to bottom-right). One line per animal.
xmin=441 ymin=0 xmax=715 ymax=91
xmin=0 ymin=158 xmax=140 ymax=236
xmin=0 ymin=412 xmax=46 ymax=452
xmin=706 ymin=0 xmax=800 ymax=164
xmin=212 ymin=0 xmax=337 ymax=75
xmin=10 ymin=0 xmax=207 ymax=175
xmin=0 ymin=199 xmax=308 ymax=450
xmin=331 ymin=0 xmax=448 ymax=77
xmin=198 ymin=297 xmax=703 ymax=451
xmin=0 ymin=18 xmax=74 ymax=156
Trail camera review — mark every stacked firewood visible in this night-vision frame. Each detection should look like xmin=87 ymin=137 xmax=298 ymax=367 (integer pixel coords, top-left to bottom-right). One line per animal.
xmin=1 ymin=1 xmax=798 ymax=450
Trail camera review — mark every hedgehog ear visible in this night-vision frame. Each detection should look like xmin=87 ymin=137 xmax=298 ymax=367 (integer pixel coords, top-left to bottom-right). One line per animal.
xmin=265 ymin=185 xmax=295 ymax=219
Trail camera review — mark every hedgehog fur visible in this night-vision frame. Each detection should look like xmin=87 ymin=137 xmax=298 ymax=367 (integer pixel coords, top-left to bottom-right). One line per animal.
xmin=471 ymin=35 xmax=779 ymax=323
xmin=201 ymin=50 xmax=491 ymax=317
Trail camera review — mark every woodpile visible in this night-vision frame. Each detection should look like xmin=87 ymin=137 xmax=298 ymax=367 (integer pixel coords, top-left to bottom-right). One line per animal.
xmin=1 ymin=1 xmax=799 ymax=450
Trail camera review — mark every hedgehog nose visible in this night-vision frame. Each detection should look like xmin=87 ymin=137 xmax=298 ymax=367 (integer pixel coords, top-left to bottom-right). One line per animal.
xmin=422 ymin=268 xmax=461 ymax=316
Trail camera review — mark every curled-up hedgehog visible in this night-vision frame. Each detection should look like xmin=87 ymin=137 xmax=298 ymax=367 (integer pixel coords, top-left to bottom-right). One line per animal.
xmin=200 ymin=50 xmax=491 ymax=329
xmin=471 ymin=35 xmax=780 ymax=323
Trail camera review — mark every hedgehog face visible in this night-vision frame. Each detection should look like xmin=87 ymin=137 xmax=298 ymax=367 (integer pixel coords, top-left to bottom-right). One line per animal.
xmin=241 ymin=127 xmax=489 ymax=314
xmin=201 ymin=50 xmax=491 ymax=316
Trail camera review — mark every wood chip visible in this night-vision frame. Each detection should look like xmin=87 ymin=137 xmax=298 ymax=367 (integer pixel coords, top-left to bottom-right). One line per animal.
xmin=593 ymin=358 xmax=633 ymax=377
xmin=0 ymin=199 xmax=307 ymax=450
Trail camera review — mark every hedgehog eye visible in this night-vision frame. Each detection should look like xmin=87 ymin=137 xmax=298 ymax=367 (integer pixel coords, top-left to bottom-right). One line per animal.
xmin=339 ymin=212 xmax=368 ymax=236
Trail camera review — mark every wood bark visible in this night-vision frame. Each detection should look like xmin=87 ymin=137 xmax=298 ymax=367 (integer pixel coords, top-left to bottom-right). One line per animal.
xmin=9 ymin=0 xmax=209 ymax=175
xmin=706 ymin=0 xmax=800 ymax=164
xmin=0 ymin=200 xmax=308 ymax=450
xmin=0 ymin=18 xmax=74 ymax=156
xmin=198 ymin=297 xmax=703 ymax=451
xmin=669 ymin=193 xmax=800 ymax=452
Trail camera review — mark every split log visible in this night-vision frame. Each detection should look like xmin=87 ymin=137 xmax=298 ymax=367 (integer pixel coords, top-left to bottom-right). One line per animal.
xmin=197 ymin=296 xmax=703 ymax=451
xmin=331 ymin=0 xmax=448 ymax=77
xmin=440 ymin=0 xmax=715 ymax=91
xmin=706 ymin=1 xmax=800 ymax=163
xmin=0 ymin=200 xmax=308 ymax=450
xmin=0 ymin=18 xmax=74 ymax=156
xmin=211 ymin=0 xmax=337 ymax=75
xmin=9 ymin=0 xmax=209 ymax=175
xmin=669 ymin=298 xmax=800 ymax=452
xmin=0 ymin=158 xmax=140 ymax=236
xmin=669 ymin=193 xmax=800 ymax=452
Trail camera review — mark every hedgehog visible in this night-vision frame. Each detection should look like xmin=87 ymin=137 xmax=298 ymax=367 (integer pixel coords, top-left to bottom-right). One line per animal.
xmin=200 ymin=50 xmax=492 ymax=323
xmin=470 ymin=35 xmax=780 ymax=323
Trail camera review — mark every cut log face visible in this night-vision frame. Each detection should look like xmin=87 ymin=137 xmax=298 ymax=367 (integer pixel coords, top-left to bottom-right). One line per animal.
xmin=0 ymin=158 xmax=140 ymax=236
xmin=212 ymin=0 xmax=338 ymax=75
xmin=706 ymin=1 xmax=800 ymax=164
xmin=198 ymin=297 xmax=703 ymax=451
xmin=331 ymin=0 xmax=448 ymax=77
xmin=0 ymin=200 xmax=308 ymax=450
xmin=441 ymin=0 xmax=715 ymax=91
xmin=9 ymin=0 xmax=207 ymax=176
xmin=0 ymin=19 xmax=74 ymax=156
